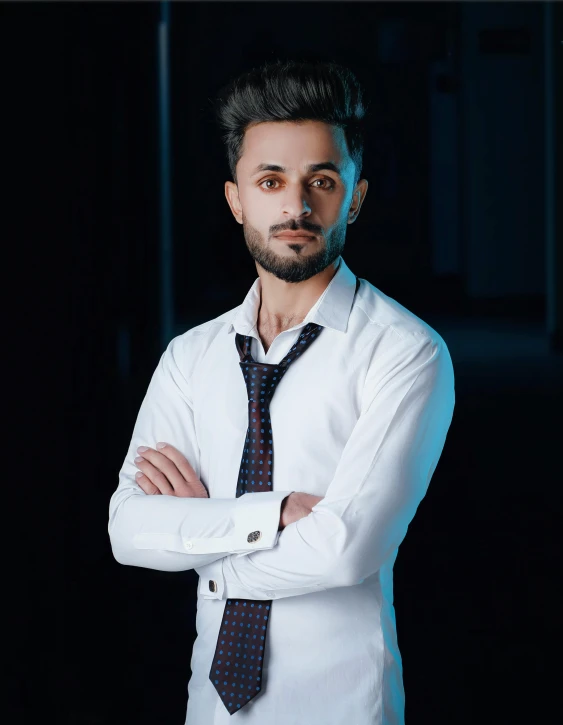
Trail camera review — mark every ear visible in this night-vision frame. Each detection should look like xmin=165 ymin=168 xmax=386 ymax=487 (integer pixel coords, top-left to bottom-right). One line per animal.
xmin=225 ymin=181 xmax=243 ymax=224
xmin=347 ymin=179 xmax=369 ymax=223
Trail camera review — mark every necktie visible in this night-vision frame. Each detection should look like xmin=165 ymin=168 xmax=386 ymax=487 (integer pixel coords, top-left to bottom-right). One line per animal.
xmin=209 ymin=321 xmax=325 ymax=715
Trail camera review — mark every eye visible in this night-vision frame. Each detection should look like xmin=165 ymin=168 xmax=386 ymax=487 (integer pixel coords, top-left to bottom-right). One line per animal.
xmin=259 ymin=178 xmax=336 ymax=191
xmin=312 ymin=178 xmax=336 ymax=190
xmin=260 ymin=178 xmax=280 ymax=191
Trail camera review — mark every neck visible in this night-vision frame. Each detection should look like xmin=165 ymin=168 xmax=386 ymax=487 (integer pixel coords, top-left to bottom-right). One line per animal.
xmin=257 ymin=259 xmax=340 ymax=332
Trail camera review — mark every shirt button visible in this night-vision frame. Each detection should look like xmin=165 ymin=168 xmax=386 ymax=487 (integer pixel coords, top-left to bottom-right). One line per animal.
xmin=184 ymin=540 xmax=193 ymax=550
xmin=209 ymin=580 xmax=217 ymax=593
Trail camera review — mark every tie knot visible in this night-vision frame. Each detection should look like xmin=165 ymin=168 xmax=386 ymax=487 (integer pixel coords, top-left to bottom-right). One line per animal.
xmin=236 ymin=322 xmax=325 ymax=402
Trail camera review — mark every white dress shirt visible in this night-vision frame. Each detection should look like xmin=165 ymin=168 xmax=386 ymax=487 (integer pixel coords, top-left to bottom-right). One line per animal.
xmin=108 ymin=255 xmax=455 ymax=725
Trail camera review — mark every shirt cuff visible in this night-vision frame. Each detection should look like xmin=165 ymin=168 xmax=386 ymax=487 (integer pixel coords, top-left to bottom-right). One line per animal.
xmin=132 ymin=489 xmax=292 ymax=556
xmin=196 ymin=490 xmax=292 ymax=599
xmin=231 ymin=489 xmax=292 ymax=554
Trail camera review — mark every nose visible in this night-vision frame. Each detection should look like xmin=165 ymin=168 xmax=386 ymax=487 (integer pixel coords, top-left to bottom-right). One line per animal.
xmin=279 ymin=187 xmax=312 ymax=219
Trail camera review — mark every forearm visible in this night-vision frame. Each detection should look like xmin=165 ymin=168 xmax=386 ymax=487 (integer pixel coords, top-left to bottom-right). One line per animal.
xmin=108 ymin=486 xmax=290 ymax=572
xmin=195 ymin=504 xmax=337 ymax=601
xmin=198 ymin=336 xmax=455 ymax=601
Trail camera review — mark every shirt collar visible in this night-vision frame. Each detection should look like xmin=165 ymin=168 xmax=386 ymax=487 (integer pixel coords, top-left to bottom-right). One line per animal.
xmin=227 ymin=255 xmax=358 ymax=337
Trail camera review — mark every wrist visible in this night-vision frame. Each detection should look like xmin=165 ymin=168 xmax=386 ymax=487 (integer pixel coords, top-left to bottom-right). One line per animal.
xmin=278 ymin=493 xmax=292 ymax=530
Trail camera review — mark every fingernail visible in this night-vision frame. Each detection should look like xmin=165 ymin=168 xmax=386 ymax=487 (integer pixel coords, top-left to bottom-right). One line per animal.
xmin=135 ymin=472 xmax=144 ymax=479
xmin=137 ymin=446 xmax=148 ymax=452
xmin=156 ymin=442 xmax=167 ymax=449
xmin=134 ymin=456 xmax=144 ymax=463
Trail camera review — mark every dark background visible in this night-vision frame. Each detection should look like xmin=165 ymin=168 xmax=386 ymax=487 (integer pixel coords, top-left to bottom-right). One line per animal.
xmin=6 ymin=1 xmax=562 ymax=724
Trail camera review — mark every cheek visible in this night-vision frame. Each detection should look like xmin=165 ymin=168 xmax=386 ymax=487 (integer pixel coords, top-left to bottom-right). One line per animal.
xmin=244 ymin=195 xmax=277 ymax=228
xmin=321 ymin=204 xmax=348 ymax=231
xmin=241 ymin=189 xmax=270 ymax=215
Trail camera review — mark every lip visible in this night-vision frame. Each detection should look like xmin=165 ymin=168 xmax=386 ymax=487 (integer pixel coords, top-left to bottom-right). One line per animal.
xmin=274 ymin=233 xmax=316 ymax=240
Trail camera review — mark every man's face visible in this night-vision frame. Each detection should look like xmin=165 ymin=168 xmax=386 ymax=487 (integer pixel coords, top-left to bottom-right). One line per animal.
xmin=224 ymin=120 xmax=368 ymax=283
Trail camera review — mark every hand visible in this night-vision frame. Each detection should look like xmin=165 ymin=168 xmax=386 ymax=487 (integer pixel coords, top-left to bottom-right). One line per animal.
xmin=279 ymin=492 xmax=324 ymax=531
xmin=134 ymin=442 xmax=209 ymax=498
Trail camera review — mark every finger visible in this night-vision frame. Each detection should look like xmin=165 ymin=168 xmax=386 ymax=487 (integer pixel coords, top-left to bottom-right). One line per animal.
xmin=141 ymin=445 xmax=200 ymax=496
xmin=154 ymin=443 xmax=201 ymax=488
xmin=136 ymin=448 xmax=186 ymax=494
xmin=135 ymin=472 xmax=161 ymax=495
xmin=134 ymin=456 xmax=175 ymax=495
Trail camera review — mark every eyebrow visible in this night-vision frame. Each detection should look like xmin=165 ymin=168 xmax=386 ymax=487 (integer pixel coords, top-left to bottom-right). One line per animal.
xmin=250 ymin=162 xmax=342 ymax=178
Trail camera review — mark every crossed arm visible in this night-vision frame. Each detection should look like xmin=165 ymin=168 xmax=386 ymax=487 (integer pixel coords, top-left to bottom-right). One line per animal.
xmin=108 ymin=331 xmax=455 ymax=599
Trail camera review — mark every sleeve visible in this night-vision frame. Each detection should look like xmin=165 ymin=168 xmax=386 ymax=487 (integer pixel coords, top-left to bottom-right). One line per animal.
xmin=196 ymin=333 xmax=455 ymax=601
xmin=108 ymin=333 xmax=293 ymax=573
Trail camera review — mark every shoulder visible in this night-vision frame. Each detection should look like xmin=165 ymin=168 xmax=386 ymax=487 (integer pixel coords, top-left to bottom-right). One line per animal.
xmin=162 ymin=304 xmax=240 ymax=381
xmin=352 ymin=279 xmax=454 ymax=391
xmin=354 ymin=278 xmax=449 ymax=352
xmin=351 ymin=282 xmax=454 ymax=412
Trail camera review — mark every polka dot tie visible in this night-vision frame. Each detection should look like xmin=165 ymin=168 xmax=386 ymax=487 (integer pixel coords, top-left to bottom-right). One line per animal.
xmin=208 ymin=322 xmax=325 ymax=715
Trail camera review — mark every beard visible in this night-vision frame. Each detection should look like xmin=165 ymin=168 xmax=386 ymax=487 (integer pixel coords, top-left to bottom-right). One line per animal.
xmin=241 ymin=212 xmax=348 ymax=283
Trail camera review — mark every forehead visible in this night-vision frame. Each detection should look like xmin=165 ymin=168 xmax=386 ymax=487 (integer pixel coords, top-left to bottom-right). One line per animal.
xmin=239 ymin=120 xmax=350 ymax=172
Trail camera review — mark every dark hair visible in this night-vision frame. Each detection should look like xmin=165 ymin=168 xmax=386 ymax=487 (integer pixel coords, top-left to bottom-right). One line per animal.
xmin=213 ymin=59 xmax=369 ymax=189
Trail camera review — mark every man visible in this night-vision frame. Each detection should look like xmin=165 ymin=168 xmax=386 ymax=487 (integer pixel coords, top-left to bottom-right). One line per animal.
xmin=108 ymin=59 xmax=455 ymax=725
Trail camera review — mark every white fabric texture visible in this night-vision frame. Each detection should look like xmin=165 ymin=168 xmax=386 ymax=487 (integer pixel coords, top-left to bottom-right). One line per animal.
xmin=108 ymin=255 xmax=456 ymax=725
